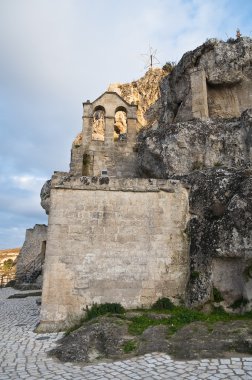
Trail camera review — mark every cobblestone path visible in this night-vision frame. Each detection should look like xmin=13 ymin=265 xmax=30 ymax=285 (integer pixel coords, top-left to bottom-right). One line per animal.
xmin=1 ymin=288 xmax=252 ymax=379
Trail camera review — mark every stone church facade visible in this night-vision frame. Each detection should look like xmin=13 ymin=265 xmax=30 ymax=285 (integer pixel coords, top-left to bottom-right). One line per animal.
xmin=39 ymin=92 xmax=189 ymax=331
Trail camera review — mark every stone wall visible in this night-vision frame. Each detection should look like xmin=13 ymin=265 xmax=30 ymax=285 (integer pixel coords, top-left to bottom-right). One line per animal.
xmin=39 ymin=176 xmax=189 ymax=331
xmin=16 ymin=224 xmax=47 ymax=284
xmin=70 ymin=92 xmax=139 ymax=178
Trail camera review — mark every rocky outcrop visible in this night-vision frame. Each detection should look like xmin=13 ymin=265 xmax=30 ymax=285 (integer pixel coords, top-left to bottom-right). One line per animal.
xmin=135 ymin=37 xmax=252 ymax=309
xmin=108 ymin=67 xmax=167 ymax=129
xmin=159 ymin=37 xmax=252 ymax=123
xmin=40 ymin=180 xmax=51 ymax=215
xmin=49 ymin=314 xmax=252 ymax=363
xmin=183 ymin=168 xmax=252 ymax=309
xmin=137 ymin=111 xmax=252 ymax=308
xmin=137 ymin=109 xmax=252 ymax=178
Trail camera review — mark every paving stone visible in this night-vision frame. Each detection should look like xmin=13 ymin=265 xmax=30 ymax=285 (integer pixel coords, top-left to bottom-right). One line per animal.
xmin=1 ymin=287 xmax=252 ymax=379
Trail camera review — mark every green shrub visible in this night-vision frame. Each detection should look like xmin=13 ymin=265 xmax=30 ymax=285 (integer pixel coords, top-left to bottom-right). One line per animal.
xmin=85 ymin=303 xmax=125 ymax=321
xmin=2 ymin=259 xmax=14 ymax=272
xmin=65 ymin=302 xmax=125 ymax=335
xmin=162 ymin=61 xmax=176 ymax=73
xmin=213 ymin=287 xmax=224 ymax=303
xmin=151 ymin=297 xmax=175 ymax=311
xmin=122 ymin=340 xmax=137 ymax=353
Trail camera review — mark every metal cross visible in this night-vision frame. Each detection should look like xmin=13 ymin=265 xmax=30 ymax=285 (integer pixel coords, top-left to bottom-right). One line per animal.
xmin=141 ymin=45 xmax=160 ymax=69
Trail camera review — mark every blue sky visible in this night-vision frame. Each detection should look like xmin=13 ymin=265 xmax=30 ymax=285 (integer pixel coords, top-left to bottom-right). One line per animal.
xmin=1 ymin=0 xmax=252 ymax=249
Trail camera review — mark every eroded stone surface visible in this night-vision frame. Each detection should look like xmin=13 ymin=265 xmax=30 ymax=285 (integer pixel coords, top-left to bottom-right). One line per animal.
xmin=138 ymin=109 xmax=252 ymax=178
xmin=159 ymin=37 xmax=252 ymax=123
xmin=16 ymin=224 xmax=47 ymax=286
xmin=108 ymin=67 xmax=166 ymax=128
xmin=40 ymin=179 xmax=51 ymax=215
xmin=40 ymin=177 xmax=189 ymax=329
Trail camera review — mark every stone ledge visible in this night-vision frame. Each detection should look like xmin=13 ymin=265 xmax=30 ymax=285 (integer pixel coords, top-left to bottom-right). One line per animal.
xmin=51 ymin=173 xmax=180 ymax=192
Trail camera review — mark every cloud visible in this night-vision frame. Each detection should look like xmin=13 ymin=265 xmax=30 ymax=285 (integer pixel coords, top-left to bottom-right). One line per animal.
xmin=0 ymin=174 xmax=47 ymax=248
xmin=10 ymin=175 xmax=47 ymax=191
xmin=1 ymin=0 xmax=252 ymax=248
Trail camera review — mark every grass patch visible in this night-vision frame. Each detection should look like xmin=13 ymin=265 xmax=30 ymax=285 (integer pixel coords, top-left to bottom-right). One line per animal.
xmin=127 ymin=305 xmax=252 ymax=337
xmin=122 ymin=340 xmax=137 ymax=353
xmin=128 ymin=307 xmax=205 ymax=336
xmin=128 ymin=315 xmax=161 ymax=335
xmin=64 ymin=301 xmax=252 ymax=338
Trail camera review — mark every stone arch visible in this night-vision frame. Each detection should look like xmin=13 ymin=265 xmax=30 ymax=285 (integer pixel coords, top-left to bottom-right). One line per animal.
xmin=114 ymin=106 xmax=127 ymax=141
xmin=92 ymin=105 xmax=106 ymax=141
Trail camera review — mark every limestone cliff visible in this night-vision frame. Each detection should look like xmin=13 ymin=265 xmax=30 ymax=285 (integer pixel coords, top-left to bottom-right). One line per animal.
xmin=136 ymin=37 xmax=252 ymax=310
xmin=159 ymin=37 xmax=252 ymax=123
xmin=184 ymin=168 xmax=252 ymax=308
xmin=108 ymin=67 xmax=166 ymax=129
xmin=138 ymin=109 xmax=252 ymax=178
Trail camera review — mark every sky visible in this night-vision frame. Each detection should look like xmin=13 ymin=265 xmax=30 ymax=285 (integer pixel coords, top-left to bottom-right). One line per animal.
xmin=1 ymin=0 xmax=252 ymax=249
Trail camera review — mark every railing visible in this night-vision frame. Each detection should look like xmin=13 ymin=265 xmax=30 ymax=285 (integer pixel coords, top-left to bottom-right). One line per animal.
xmin=0 ymin=273 xmax=16 ymax=287
xmin=0 ymin=255 xmax=43 ymax=288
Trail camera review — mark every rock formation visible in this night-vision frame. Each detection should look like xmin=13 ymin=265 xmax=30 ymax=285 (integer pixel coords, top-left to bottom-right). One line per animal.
xmin=159 ymin=37 xmax=252 ymax=123
xmin=138 ymin=109 xmax=252 ymax=178
xmin=108 ymin=67 xmax=166 ymax=129
xmin=34 ymin=36 xmax=252 ymax=324
xmin=40 ymin=179 xmax=51 ymax=215
xmin=137 ymin=37 xmax=252 ymax=310
xmin=184 ymin=168 xmax=252 ymax=308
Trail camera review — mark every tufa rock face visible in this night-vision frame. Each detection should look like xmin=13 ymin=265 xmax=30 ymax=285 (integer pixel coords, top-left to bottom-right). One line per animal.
xmin=183 ymin=168 xmax=252 ymax=308
xmin=40 ymin=180 xmax=51 ymax=215
xmin=108 ymin=67 xmax=167 ymax=129
xmin=159 ymin=37 xmax=252 ymax=123
xmin=137 ymin=109 xmax=252 ymax=178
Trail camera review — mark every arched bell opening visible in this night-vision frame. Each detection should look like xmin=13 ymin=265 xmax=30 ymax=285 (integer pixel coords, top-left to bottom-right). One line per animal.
xmin=114 ymin=106 xmax=127 ymax=142
xmin=92 ymin=106 xmax=106 ymax=141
